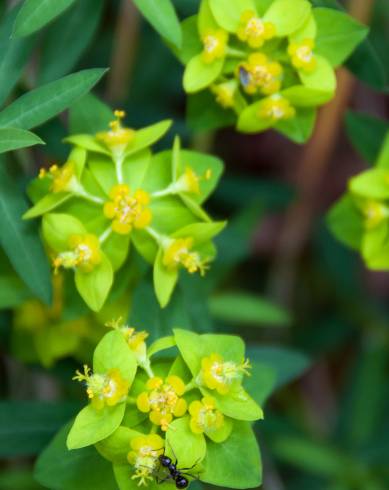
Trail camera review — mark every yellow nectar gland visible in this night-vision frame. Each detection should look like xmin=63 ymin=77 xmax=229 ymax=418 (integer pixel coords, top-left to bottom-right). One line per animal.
xmin=73 ymin=365 xmax=129 ymax=410
xmin=96 ymin=110 xmax=135 ymax=150
xmin=128 ymin=434 xmax=164 ymax=486
xmin=363 ymin=200 xmax=388 ymax=229
xmin=137 ymin=375 xmax=187 ymax=431
xmin=288 ymin=39 xmax=317 ymax=72
xmin=199 ymin=353 xmax=251 ymax=395
xmin=201 ymin=29 xmax=228 ymax=64
xmin=39 ymin=162 xmax=77 ymax=193
xmin=237 ymin=10 xmax=275 ymax=48
xmin=189 ymin=396 xmax=224 ymax=435
xmin=239 ymin=53 xmax=283 ymax=95
xmin=163 ymin=237 xmax=209 ymax=275
xmin=258 ymin=94 xmax=296 ymax=122
xmin=211 ymin=81 xmax=237 ymax=109
xmin=104 ymin=184 xmax=152 ymax=235
xmin=175 ymin=165 xmax=212 ymax=195
xmin=53 ymin=233 xmax=101 ymax=273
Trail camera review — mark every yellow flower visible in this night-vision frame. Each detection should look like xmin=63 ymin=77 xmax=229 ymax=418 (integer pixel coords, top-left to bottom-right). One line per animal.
xmin=258 ymin=94 xmax=296 ymax=122
xmin=96 ymin=110 xmax=135 ymax=151
xmin=362 ymin=200 xmax=387 ymax=229
xmin=73 ymin=365 xmax=129 ymax=410
xmin=237 ymin=10 xmax=275 ymax=48
xmin=239 ymin=53 xmax=283 ymax=95
xmin=201 ymin=29 xmax=228 ymax=64
xmin=39 ymin=161 xmax=79 ymax=193
xmin=199 ymin=353 xmax=251 ymax=395
xmin=288 ymin=39 xmax=317 ymax=72
xmin=211 ymin=81 xmax=237 ymax=109
xmin=53 ymin=233 xmax=101 ymax=273
xmin=127 ymin=434 xmax=164 ymax=486
xmin=137 ymin=375 xmax=187 ymax=431
xmin=163 ymin=238 xmax=209 ymax=275
xmin=106 ymin=318 xmax=149 ymax=364
xmin=189 ymin=396 xmax=224 ymax=435
xmin=103 ymin=184 xmax=152 ymax=235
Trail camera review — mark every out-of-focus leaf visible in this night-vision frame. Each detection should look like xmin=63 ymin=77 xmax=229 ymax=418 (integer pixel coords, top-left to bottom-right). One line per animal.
xmin=187 ymin=90 xmax=236 ymax=132
xmin=69 ymin=93 xmax=113 ymax=134
xmin=0 ymin=162 xmax=51 ymax=304
xmin=38 ymin=0 xmax=104 ymax=84
xmin=0 ymin=402 xmax=80 ymax=457
xmin=209 ymin=292 xmax=290 ymax=327
xmin=0 ymin=469 xmax=44 ymax=490
xmin=345 ymin=111 xmax=388 ymax=165
xmin=0 ymin=127 xmax=44 ymax=154
xmin=0 ymin=274 xmax=31 ymax=308
xmin=0 ymin=68 xmax=107 ymax=130
xmin=133 ymin=0 xmax=182 ymax=49
xmin=13 ymin=0 xmax=77 ymax=38
xmin=346 ymin=38 xmax=387 ymax=91
xmin=0 ymin=5 xmax=37 ymax=106
xmin=34 ymin=423 xmax=117 ymax=490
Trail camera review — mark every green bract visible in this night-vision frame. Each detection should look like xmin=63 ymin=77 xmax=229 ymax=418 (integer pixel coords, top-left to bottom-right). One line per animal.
xmin=328 ymin=131 xmax=389 ymax=270
xmin=24 ymin=111 xmax=226 ymax=311
xmin=174 ymin=0 xmax=368 ymax=142
xmin=65 ymin=327 xmax=263 ymax=489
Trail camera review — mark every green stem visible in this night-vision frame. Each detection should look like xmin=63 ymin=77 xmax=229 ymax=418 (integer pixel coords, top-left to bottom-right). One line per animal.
xmin=114 ymin=152 xmax=125 ymax=183
xmin=184 ymin=379 xmax=197 ymax=393
xmin=99 ymin=227 xmax=112 ymax=244
xmin=145 ymin=226 xmax=164 ymax=245
xmin=126 ymin=396 xmax=137 ymax=405
xmin=152 ymin=185 xmax=175 ymax=198
xmin=227 ymin=47 xmax=247 ymax=59
xmin=141 ymin=359 xmax=154 ymax=378
xmin=76 ymin=190 xmax=104 ymax=205
xmin=149 ymin=424 xmax=158 ymax=435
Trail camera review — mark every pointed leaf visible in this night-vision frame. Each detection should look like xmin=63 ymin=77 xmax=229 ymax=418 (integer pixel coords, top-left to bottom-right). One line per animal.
xmin=0 ymin=127 xmax=44 ymax=154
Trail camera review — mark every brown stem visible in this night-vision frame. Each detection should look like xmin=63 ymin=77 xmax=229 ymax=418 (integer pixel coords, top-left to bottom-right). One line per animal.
xmin=106 ymin=0 xmax=140 ymax=103
xmin=267 ymin=0 xmax=375 ymax=306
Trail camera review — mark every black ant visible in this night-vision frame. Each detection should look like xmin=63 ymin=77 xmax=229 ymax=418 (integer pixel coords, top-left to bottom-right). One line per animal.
xmin=157 ymin=444 xmax=200 ymax=488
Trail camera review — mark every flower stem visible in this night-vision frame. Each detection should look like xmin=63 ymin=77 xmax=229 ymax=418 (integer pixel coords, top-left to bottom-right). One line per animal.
xmin=145 ymin=226 xmax=163 ymax=245
xmin=184 ymin=379 xmax=197 ymax=393
xmin=126 ymin=396 xmax=137 ymax=405
xmin=76 ymin=190 xmax=104 ymax=205
xmin=142 ymin=360 xmax=154 ymax=378
xmin=115 ymin=153 xmax=125 ymax=183
xmin=226 ymin=47 xmax=246 ymax=59
xmin=99 ymin=227 xmax=112 ymax=244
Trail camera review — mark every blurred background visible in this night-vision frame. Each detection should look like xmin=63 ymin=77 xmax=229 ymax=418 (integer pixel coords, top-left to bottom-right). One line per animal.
xmin=0 ymin=0 xmax=389 ymax=489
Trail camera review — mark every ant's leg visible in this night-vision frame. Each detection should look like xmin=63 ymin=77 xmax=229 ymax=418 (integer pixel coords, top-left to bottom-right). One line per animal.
xmin=165 ymin=438 xmax=178 ymax=465
xmin=179 ymin=457 xmax=202 ymax=472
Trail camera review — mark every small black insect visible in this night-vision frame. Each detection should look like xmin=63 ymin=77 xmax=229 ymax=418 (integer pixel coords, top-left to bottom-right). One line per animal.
xmin=157 ymin=451 xmax=200 ymax=488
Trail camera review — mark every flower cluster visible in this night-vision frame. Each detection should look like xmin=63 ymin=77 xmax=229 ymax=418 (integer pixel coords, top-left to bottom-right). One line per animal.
xmin=328 ymin=132 xmax=389 ymax=270
xmin=178 ymin=0 xmax=368 ymax=142
xmin=67 ymin=327 xmax=263 ymax=489
xmin=24 ymin=111 xmax=225 ymax=311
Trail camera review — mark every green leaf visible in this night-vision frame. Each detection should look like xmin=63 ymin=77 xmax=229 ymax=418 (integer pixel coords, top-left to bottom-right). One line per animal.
xmin=275 ymin=108 xmax=316 ymax=144
xmin=0 ymin=163 xmax=51 ymax=303
xmin=202 ymin=385 xmax=263 ymax=421
xmin=13 ymin=0 xmax=77 ymax=38
xmin=244 ymin=361 xmax=277 ymax=405
xmin=327 ymin=194 xmax=363 ymax=250
xmin=0 ymin=469 xmax=44 ymax=490
xmin=349 ymin=168 xmax=389 ymax=199
xmin=0 ymin=273 xmax=31 ymax=309
xmin=183 ymin=55 xmax=224 ymax=93
xmin=263 ymin=0 xmax=311 ymax=36
xmin=153 ymin=248 xmax=179 ymax=308
xmin=299 ymin=55 xmax=336 ymax=93
xmin=345 ymin=112 xmax=388 ymax=165
xmin=175 ymin=16 xmax=202 ymax=65
xmin=103 ymin=231 xmax=130 ymax=271
xmin=93 ymin=330 xmax=137 ymax=383
xmin=314 ymin=7 xmax=369 ymax=67
xmin=0 ymin=401 xmax=80 ymax=457
xmin=23 ymin=192 xmax=71 ymax=219
xmin=148 ymin=335 xmax=176 ymax=358
xmin=281 ymin=85 xmax=333 ymax=107
xmin=209 ymin=292 xmax=290 ymax=327
xmin=75 ymin=254 xmax=113 ymax=312
xmin=0 ymin=68 xmax=107 ymax=130
xmin=208 ymin=0 xmax=256 ymax=32
xmin=167 ymin=416 xmax=206 ymax=468
xmin=187 ymin=90 xmax=236 ymax=132
xmin=69 ymin=93 xmax=113 ymax=134
xmin=42 ymin=213 xmax=85 ymax=252
xmin=237 ymin=101 xmax=273 ymax=134
xmin=96 ymin=426 xmax=136 ymax=465
xmin=125 ymin=120 xmax=172 ymax=158
xmin=38 ymin=0 xmax=104 ymax=84
xmin=346 ymin=38 xmax=387 ymax=91
xmin=67 ymin=403 xmax=126 ymax=450
xmin=0 ymin=127 xmax=44 ymax=154
xmin=201 ymin=421 xmax=261 ymax=488
xmin=173 ymin=221 xmax=226 ymax=244
xmin=132 ymin=0 xmax=182 ymax=49
xmin=35 ymin=423 xmax=117 ymax=490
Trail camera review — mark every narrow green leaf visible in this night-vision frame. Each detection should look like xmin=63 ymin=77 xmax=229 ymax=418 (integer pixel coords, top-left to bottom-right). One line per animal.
xmin=13 ymin=0 xmax=77 ymax=38
xmin=0 ymin=68 xmax=107 ymax=130
xmin=0 ymin=162 xmax=51 ymax=303
xmin=132 ymin=0 xmax=182 ymax=49
xmin=0 ymin=127 xmax=44 ymax=154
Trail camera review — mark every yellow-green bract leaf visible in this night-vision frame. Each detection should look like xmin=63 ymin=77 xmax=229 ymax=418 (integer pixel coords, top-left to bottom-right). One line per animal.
xmin=299 ymin=55 xmax=336 ymax=93
xmin=275 ymin=108 xmax=316 ymax=144
xmin=0 ymin=68 xmax=107 ymax=130
xmin=103 ymin=232 xmax=130 ymax=271
xmin=377 ymin=132 xmax=389 ymax=169
xmin=64 ymin=134 xmax=109 ymax=155
xmin=173 ymin=221 xmax=226 ymax=244
xmin=23 ymin=192 xmax=71 ymax=219
xmin=183 ymin=54 xmax=224 ymax=93
xmin=209 ymin=0 xmax=256 ymax=32
xmin=67 ymin=403 xmax=126 ymax=450
xmin=153 ymin=248 xmax=179 ymax=308
xmin=176 ymin=16 xmax=202 ymax=65
xmin=206 ymin=415 xmax=233 ymax=443
xmin=281 ymin=86 xmax=333 ymax=107
xmin=263 ymin=0 xmax=311 ymax=37
xmin=202 ymin=385 xmax=263 ymax=421
xmin=327 ymin=194 xmax=363 ymax=250
xmin=361 ymin=222 xmax=389 ymax=270
xmin=201 ymin=421 xmax=262 ymax=488
xmin=0 ymin=127 xmax=44 ymax=154
xmin=96 ymin=426 xmax=139 ymax=465
xmin=349 ymin=169 xmax=389 ymax=200
xmin=198 ymin=0 xmax=219 ymax=35
xmin=237 ymin=101 xmax=273 ymax=133
xmin=93 ymin=331 xmax=137 ymax=383
xmin=148 ymin=335 xmax=176 ymax=358
xmin=0 ymin=162 xmax=51 ymax=304
xmin=13 ymin=0 xmax=77 ymax=37
xmin=132 ymin=0 xmax=182 ymax=49
xmin=42 ymin=213 xmax=85 ymax=252
xmin=166 ymin=416 xmax=206 ymax=469
xmin=289 ymin=12 xmax=316 ymax=42
xmin=314 ymin=8 xmax=369 ymax=67
xmin=75 ymin=254 xmax=113 ymax=312
xmin=125 ymin=120 xmax=172 ymax=158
